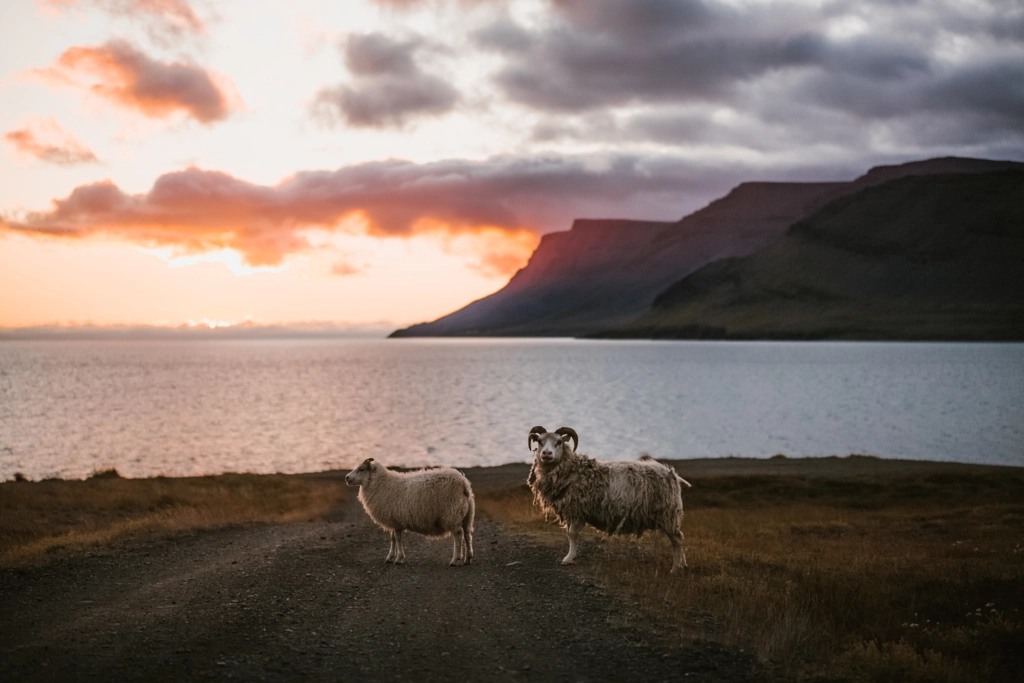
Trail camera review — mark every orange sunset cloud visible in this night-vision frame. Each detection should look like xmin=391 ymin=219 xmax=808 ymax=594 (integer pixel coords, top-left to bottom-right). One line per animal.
xmin=35 ymin=40 xmax=238 ymax=123
xmin=39 ymin=0 xmax=206 ymax=38
xmin=1 ymin=152 xmax=702 ymax=271
xmin=1 ymin=159 xmax=563 ymax=271
xmin=4 ymin=119 xmax=99 ymax=166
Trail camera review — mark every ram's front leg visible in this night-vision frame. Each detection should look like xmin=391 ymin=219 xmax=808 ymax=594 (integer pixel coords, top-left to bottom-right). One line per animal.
xmin=667 ymin=528 xmax=687 ymax=573
xmin=562 ymin=522 xmax=580 ymax=565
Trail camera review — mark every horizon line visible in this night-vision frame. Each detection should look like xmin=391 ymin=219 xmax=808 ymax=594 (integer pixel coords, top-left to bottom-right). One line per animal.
xmin=0 ymin=321 xmax=404 ymax=341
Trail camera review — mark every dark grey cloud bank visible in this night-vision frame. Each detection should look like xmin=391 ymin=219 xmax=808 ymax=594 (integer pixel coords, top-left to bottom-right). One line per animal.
xmin=308 ymin=0 xmax=1023 ymax=171
xmin=313 ymin=33 xmax=459 ymax=128
xmin=472 ymin=0 xmax=1024 ymax=154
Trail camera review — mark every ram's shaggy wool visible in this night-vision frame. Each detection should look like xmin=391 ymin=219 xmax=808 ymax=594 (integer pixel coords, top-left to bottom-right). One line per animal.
xmin=529 ymin=451 xmax=684 ymax=538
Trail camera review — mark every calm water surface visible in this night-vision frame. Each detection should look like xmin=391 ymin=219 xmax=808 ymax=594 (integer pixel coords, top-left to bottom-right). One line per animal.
xmin=1 ymin=339 xmax=1022 ymax=480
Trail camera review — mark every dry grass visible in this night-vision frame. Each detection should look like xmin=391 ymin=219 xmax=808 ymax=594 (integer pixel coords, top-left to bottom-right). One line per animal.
xmin=0 ymin=470 xmax=349 ymax=567
xmin=477 ymin=471 xmax=1024 ymax=682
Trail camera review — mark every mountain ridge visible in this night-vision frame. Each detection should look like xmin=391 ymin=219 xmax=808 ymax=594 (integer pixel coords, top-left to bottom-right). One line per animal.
xmin=390 ymin=157 xmax=1024 ymax=339
xmin=600 ymin=170 xmax=1024 ymax=340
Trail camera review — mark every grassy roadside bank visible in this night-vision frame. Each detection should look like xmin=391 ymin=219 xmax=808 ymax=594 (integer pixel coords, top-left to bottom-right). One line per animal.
xmin=0 ymin=471 xmax=349 ymax=567
xmin=474 ymin=457 xmax=1024 ymax=682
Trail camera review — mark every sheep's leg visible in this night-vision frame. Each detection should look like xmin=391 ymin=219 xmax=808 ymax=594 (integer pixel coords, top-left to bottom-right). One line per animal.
xmin=393 ymin=529 xmax=406 ymax=565
xmin=449 ymin=528 xmax=466 ymax=567
xmin=667 ymin=529 xmax=687 ymax=573
xmin=562 ymin=522 xmax=580 ymax=565
xmin=462 ymin=516 xmax=474 ymax=565
xmin=385 ymin=531 xmax=397 ymax=564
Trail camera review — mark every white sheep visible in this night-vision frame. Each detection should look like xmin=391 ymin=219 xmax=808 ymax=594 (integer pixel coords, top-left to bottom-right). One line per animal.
xmin=345 ymin=458 xmax=475 ymax=566
xmin=527 ymin=426 xmax=691 ymax=572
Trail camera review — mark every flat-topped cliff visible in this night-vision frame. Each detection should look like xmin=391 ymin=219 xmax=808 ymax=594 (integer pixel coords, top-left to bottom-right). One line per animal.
xmin=391 ymin=157 xmax=1024 ymax=339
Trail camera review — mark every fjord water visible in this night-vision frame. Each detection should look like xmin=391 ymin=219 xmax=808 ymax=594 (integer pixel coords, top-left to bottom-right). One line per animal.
xmin=1 ymin=339 xmax=1022 ymax=480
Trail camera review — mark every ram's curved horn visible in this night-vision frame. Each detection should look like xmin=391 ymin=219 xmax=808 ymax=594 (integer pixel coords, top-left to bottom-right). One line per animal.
xmin=554 ymin=427 xmax=579 ymax=453
xmin=528 ymin=425 xmax=548 ymax=450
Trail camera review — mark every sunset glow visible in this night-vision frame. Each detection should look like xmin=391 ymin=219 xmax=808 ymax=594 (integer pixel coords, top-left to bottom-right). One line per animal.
xmin=2 ymin=0 xmax=1021 ymax=331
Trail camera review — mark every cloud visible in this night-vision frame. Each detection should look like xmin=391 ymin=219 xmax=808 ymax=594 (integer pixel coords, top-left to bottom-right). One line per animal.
xmin=35 ymin=40 xmax=239 ymax=123
xmin=475 ymin=0 xmax=812 ymax=111
xmin=38 ymin=0 xmax=205 ymax=42
xmin=344 ymin=32 xmax=421 ymax=77
xmin=330 ymin=260 xmax=365 ymax=277
xmin=470 ymin=15 xmax=532 ymax=52
xmin=312 ymin=33 xmax=459 ymax=128
xmin=443 ymin=227 xmax=540 ymax=279
xmin=369 ymin=0 xmax=495 ymax=7
xmin=1 ymin=153 xmax=759 ymax=268
xmin=473 ymin=0 xmax=1024 ymax=152
xmin=4 ymin=119 xmax=99 ymax=166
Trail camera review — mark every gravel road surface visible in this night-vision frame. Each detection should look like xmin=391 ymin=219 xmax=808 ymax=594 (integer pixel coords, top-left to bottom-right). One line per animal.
xmin=1 ymin=485 xmax=765 ymax=682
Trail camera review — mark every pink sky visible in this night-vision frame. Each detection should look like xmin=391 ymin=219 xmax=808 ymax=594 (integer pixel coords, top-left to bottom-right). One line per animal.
xmin=2 ymin=0 xmax=1021 ymax=330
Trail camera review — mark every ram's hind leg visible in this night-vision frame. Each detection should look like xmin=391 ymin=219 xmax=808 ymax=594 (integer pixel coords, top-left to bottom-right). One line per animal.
xmin=450 ymin=528 xmax=466 ymax=567
xmin=667 ymin=528 xmax=686 ymax=573
xmin=385 ymin=531 xmax=397 ymax=564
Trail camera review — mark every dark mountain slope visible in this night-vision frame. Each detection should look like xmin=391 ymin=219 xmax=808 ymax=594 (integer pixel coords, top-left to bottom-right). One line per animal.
xmin=602 ymin=171 xmax=1024 ymax=340
xmin=390 ymin=183 xmax=849 ymax=337
xmin=390 ymin=157 xmax=1024 ymax=338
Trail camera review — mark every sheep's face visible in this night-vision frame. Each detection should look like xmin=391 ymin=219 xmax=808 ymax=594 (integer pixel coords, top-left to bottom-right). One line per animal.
xmin=530 ymin=430 xmax=576 ymax=466
xmin=345 ymin=458 xmax=376 ymax=486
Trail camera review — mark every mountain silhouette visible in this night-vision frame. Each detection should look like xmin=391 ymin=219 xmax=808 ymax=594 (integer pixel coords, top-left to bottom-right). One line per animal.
xmin=390 ymin=157 xmax=1024 ymax=340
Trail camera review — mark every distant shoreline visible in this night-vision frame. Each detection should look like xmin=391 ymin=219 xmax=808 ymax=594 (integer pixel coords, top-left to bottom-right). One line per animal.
xmin=7 ymin=327 xmax=1024 ymax=342
xmin=8 ymin=323 xmax=1024 ymax=343
xmin=0 ymin=324 xmax=397 ymax=341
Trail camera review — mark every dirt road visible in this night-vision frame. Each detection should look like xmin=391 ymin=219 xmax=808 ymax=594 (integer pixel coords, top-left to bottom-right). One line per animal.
xmin=1 ymin=489 xmax=763 ymax=682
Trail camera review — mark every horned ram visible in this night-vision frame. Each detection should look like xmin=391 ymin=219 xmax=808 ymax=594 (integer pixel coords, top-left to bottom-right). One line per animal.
xmin=527 ymin=426 xmax=691 ymax=572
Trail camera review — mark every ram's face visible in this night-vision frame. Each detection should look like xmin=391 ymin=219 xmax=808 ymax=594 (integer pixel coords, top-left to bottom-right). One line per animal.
xmin=345 ymin=458 xmax=375 ymax=486
xmin=534 ymin=433 xmax=569 ymax=465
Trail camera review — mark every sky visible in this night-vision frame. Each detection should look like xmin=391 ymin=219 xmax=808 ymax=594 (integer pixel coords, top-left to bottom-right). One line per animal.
xmin=1 ymin=0 xmax=1022 ymax=331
